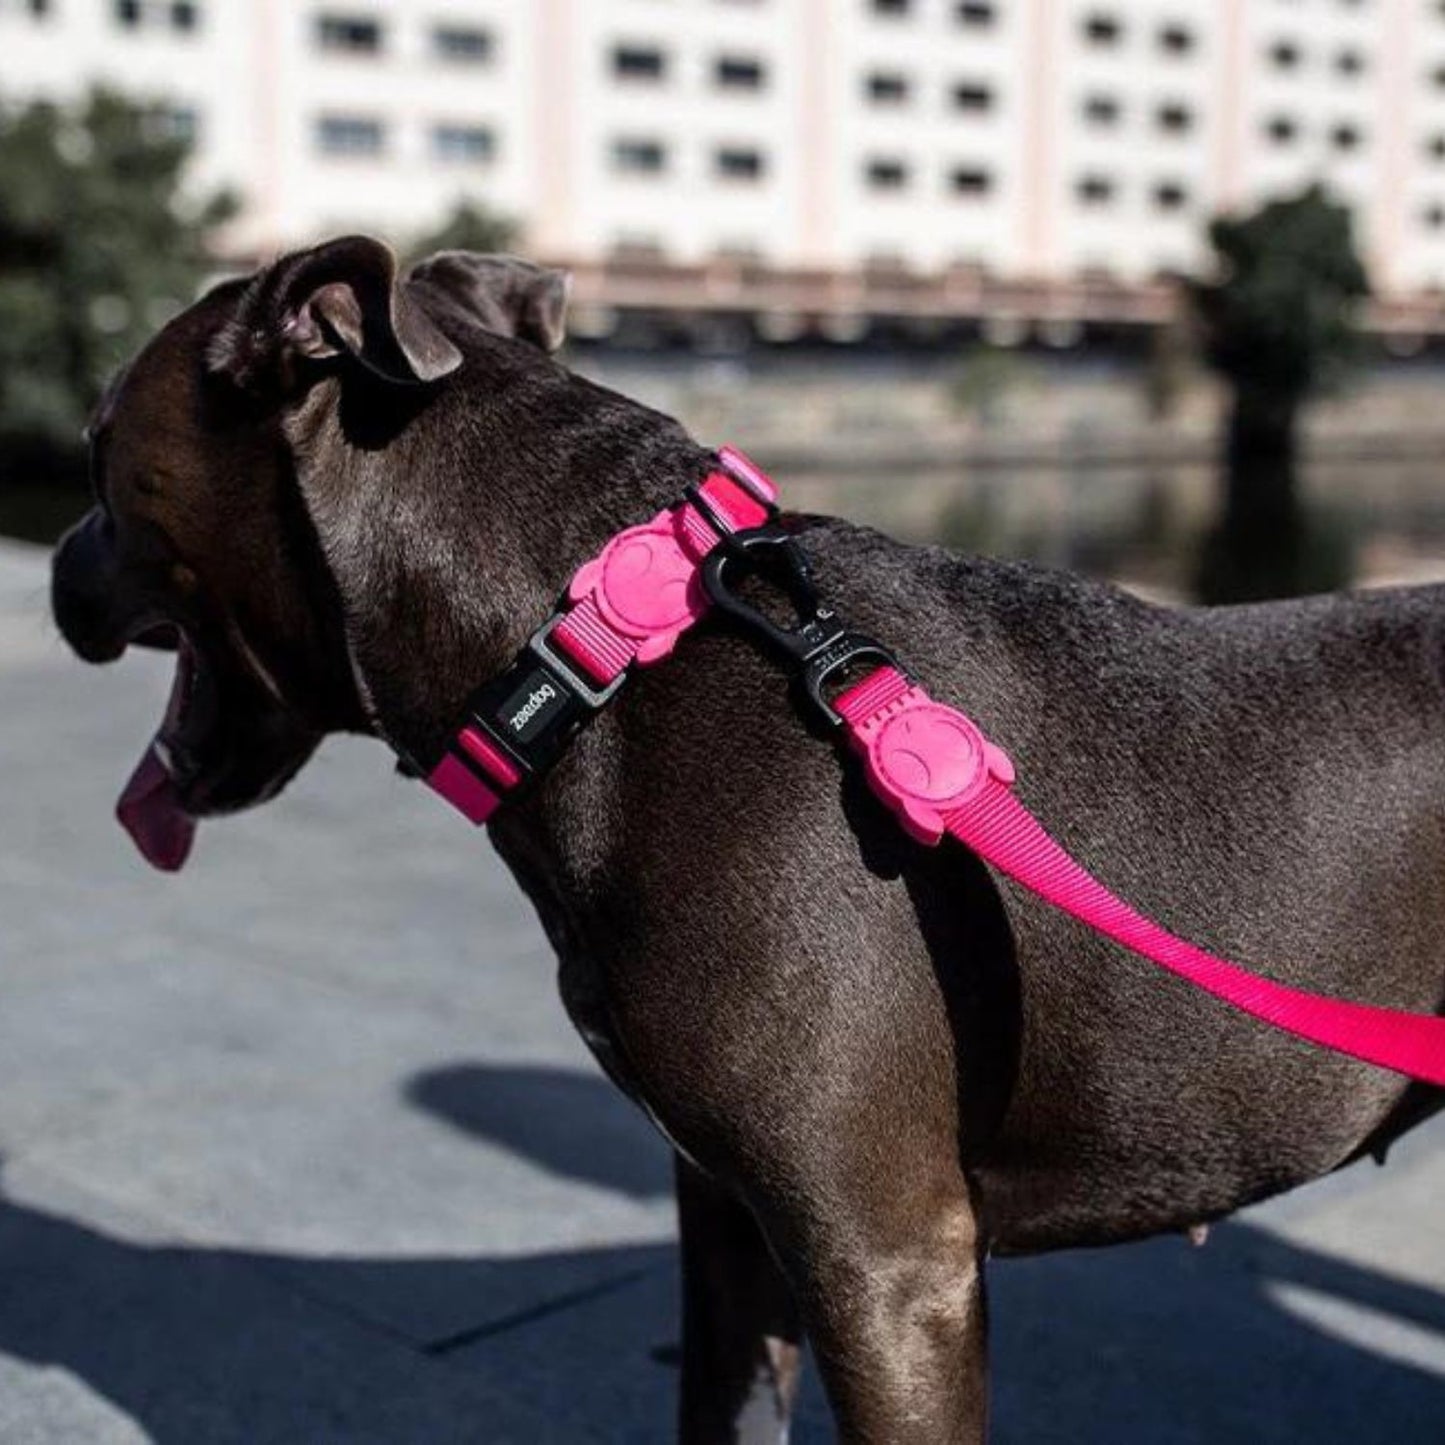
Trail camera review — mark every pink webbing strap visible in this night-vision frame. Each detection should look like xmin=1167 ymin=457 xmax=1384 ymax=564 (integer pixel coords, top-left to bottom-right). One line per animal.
xmin=838 ymin=665 xmax=1445 ymax=1086
xmin=552 ymin=450 xmax=777 ymax=686
xmin=426 ymin=448 xmax=776 ymax=824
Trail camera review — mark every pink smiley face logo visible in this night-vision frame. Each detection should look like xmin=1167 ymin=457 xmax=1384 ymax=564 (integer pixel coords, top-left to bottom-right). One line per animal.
xmin=870 ymin=706 xmax=984 ymax=804
xmin=598 ymin=528 xmax=698 ymax=633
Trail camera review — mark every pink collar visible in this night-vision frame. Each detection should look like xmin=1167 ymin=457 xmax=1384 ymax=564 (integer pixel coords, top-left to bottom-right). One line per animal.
xmin=425 ymin=450 xmax=1445 ymax=1088
xmin=427 ymin=446 xmax=777 ymax=824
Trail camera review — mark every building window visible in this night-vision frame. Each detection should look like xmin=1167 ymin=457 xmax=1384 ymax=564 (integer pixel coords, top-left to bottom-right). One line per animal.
xmin=1082 ymin=94 xmax=1121 ymax=126
xmin=1265 ymin=114 xmax=1299 ymax=144
xmin=316 ymin=114 xmax=385 ymax=157
xmin=316 ymin=14 xmax=382 ymax=55
xmin=950 ymin=166 xmax=993 ymax=196
xmin=1335 ymin=48 xmax=1364 ymax=77
xmin=433 ymin=25 xmax=492 ymax=63
xmin=115 ymin=0 xmax=196 ymax=25
xmin=613 ymin=137 xmax=667 ymax=174
xmin=612 ymin=45 xmax=667 ymax=81
xmin=872 ymin=0 xmax=911 ymax=15
xmin=867 ymin=71 xmax=910 ymax=104
xmin=1427 ymin=133 xmax=1445 ymax=160
xmin=1269 ymin=39 xmax=1302 ymax=69
xmin=956 ymin=1 xmax=995 ymax=23
xmin=1157 ymin=102 xmax=1194 ymax=134
xmin=1158 ymin=23 xmax=1194 ymax=54
xmin=1331 ymin=121 xmax=1362 ymax=152
xmin=716 ymin=146 xmax=765 ymax=181
xmin=952 ymin=82 xmax=994 ymax=113
xmin=1153 ymin=181 xmax=1188 ymax=212
xmin=1424 ymin=203 xmax=1445 ymax=231
xmin=432 ymin=124 xmax=495 ymax=165
xmin=1082 ymin=13 xmax=1123 ymax=45
xmin=1076 ymin=174 xmax=1116 ymax=205
xmin=865 ymin=158 xmax=910 ymax=190
xmin=716 ymin=54 xmax=766 ymax=89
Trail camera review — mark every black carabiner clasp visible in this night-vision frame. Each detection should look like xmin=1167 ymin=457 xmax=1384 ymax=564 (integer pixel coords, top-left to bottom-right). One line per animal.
xmin=701 ymin=526 xmax=838 ymax=664
xmin=701 ymin=526 xmax=903 ymax=726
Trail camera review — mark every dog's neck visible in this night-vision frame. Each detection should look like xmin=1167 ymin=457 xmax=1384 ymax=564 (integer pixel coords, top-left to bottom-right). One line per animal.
xmin=289 ymin=354 xmax=717 ymax=783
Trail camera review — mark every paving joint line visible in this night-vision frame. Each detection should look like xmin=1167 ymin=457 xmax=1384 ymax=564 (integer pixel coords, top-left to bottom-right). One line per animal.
xmin=422 ymin=1264 xmax=662 ymax=1356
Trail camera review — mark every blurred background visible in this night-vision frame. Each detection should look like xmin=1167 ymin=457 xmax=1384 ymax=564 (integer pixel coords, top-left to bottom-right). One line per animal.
xmin=9 ymin=0 xmax=1445 ymax=598
xmin=2 ymin=4 xmax=1445 ymax=1443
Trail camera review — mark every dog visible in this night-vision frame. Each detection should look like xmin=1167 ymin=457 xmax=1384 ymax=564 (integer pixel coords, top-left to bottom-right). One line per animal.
xmin=52 ymin=236 xmax=1445 ymax=1443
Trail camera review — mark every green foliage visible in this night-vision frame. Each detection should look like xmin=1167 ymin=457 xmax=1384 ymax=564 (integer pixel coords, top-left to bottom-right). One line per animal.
xmin=0 ymin=87 xmax=235 ymax=473
xmin=1190 ymin=185 xmax=1369 ymax=602
xmin=1191 ymin=184 xmax=1369 ymax=405
xmin=405 ymin=199 xmax=515 ymax=264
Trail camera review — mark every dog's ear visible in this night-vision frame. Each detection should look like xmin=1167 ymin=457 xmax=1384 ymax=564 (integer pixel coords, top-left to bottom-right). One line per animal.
xmin=406 ymin=252 xmax=570 ymax=352
xmin=210 ymin=236 xmax=463 ymax=392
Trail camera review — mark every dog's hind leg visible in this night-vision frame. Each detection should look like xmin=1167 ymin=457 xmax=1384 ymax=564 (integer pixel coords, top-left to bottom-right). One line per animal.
xmin=676 ymin=1156 xmax=803 ymax=1445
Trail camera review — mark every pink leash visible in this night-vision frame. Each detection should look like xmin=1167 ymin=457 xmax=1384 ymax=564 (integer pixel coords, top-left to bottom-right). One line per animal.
xmin=428 ymin=449 xmax=1445 ymax=1086
xmin=834 ymin=665 xmax=1445 ymax=1087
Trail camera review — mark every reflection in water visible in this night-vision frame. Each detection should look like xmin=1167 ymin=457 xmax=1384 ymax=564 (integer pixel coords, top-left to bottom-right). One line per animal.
xmin=784 ymin=453 xmax=1445 ymax=598
xmin=7 ymin=453 xmax=1445 ymax=598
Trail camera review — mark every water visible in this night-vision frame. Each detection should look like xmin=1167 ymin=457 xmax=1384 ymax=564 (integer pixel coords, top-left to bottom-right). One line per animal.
xmin=786 ymin=453 xmax=1445 ymax=596
xmin=8 ymin=454 xmax=1445 ymax=597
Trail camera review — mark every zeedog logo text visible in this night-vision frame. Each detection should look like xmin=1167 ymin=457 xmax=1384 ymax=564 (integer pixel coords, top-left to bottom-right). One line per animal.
xmin=508 ymin=683 xmax=558 ymax=733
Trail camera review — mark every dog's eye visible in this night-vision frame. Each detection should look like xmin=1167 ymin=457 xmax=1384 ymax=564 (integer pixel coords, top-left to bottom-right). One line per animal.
xmin=133 ymin=473 xmax=162 ymax=499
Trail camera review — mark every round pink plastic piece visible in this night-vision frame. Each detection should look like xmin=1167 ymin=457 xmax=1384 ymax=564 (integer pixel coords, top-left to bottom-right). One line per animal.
xmin=870 ymin=704 xmax=987 ymax=805
xmin=569 ymin=514 xmax=705 ymax=640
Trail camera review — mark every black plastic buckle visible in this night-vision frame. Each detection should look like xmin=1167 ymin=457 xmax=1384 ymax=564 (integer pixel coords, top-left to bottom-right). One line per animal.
xmin=454 ymin=612 xmax=626 ymax=787
xmin=700 ymin=525 xmax=902 ymax=726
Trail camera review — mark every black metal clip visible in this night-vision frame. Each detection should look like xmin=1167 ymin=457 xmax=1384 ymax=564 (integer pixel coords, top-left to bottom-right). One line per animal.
xmin=700 ymin=525 xmax=902 ymax=726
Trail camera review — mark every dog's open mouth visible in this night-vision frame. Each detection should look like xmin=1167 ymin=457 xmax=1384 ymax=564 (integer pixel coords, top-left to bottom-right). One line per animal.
xmin=115 ymin=630 xmax=211 ymax=872
xmin=113 ymin=624 xmax=320 ymax=873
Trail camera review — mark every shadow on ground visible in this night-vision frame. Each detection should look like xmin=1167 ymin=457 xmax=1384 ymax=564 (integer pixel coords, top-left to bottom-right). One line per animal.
xmin=0 ymin=1063 xmax=1439 ymax=1443
xmin=407 ymin=1062 xmax=674 ymax=1202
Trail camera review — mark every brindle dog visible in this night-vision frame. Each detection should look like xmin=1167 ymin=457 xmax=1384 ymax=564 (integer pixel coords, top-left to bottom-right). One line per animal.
xmin=52 ymin=237 xmax=1445 ymax=1443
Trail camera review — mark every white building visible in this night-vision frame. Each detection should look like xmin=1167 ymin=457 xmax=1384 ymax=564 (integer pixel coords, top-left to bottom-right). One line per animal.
xmin=10 ymin=0 xmax=1445 ymax=321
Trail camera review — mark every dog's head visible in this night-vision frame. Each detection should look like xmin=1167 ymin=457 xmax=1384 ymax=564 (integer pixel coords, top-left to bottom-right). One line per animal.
xmin=51 ymin=236 xmax=569 ymax=870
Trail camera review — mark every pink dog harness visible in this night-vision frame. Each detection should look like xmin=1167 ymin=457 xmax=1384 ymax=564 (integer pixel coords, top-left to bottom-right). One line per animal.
xmin=427 ymin=450 xmax=1445 ymax=1087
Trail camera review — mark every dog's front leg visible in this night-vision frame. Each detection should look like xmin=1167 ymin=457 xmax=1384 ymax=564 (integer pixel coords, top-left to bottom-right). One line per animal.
xmin=790 ymin=1190 xmax=989 ymax=1445
xmin=676 ymin=1156 xmax=803 ymax=1445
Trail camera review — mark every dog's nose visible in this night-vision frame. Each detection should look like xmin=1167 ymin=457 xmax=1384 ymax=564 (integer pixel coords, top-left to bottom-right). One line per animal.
xmin=52 ymin=510 xmax=127 ymax=663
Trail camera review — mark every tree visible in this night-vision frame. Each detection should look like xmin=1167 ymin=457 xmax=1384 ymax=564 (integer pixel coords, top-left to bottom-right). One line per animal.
xmin=1190 ymin=185 xmax=1368 ymax=602
xmin=405 ymin=199 xmax=515 ymax=265
xmin=0 ymin=88 xmax=235 ymax=489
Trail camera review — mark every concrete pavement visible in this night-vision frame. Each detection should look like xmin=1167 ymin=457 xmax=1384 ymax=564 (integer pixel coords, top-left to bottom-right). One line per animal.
xmin=1 ymin=538 xmax=1442 ymax=1442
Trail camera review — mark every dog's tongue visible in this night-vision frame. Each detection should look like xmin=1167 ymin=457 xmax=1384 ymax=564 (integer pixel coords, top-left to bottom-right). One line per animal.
xmin=116 ymin=644 xmax=197 ymax=872
xmin=117 ymin=747 xmax=196 ymax=872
